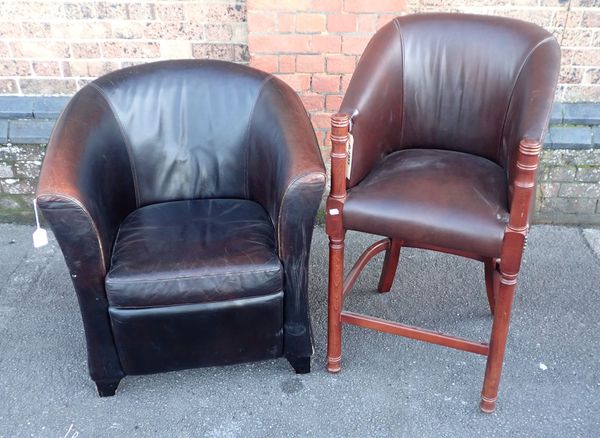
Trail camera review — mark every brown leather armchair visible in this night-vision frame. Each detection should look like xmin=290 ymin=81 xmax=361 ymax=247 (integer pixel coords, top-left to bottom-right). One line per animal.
xmin=36 ymin=60 xmax=325 ymax=396
xmin=325 ymin=13 xmax=560 ymax=413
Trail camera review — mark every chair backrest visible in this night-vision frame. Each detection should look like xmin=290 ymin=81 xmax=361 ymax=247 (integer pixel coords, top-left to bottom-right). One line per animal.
xmin=91 ymin=60 xmax=271 ymax=206
xmin=341 ymin=13 xmax=560 ymax=187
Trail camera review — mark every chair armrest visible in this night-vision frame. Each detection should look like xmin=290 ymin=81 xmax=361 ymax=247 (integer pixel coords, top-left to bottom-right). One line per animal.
xmin=500 ymin=36 xmax=560 ymax=208
xmin=340 ymin=19 xmax=404 ymax=188
xmin=247 ymin=77 xmax=326 ymax=359
xmin=36 ymin=84 xmax=136 ymax=383
xmin=37 ymin=84 xmax=137 ymax=273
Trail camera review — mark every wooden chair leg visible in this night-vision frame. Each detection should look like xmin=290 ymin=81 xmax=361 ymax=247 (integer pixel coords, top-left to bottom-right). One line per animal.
xmin=480 ymin=272 xmax=517 ymax=413
xmin=378 ymin=239 xmax=402 ymax=293
xmin=484 ymin=258 xmax=497 ymax=315
xmin=327 ymin=235 xmax=345 ymax=373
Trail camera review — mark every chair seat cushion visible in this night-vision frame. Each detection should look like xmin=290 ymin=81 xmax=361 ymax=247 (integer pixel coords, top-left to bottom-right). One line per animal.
xmin=106 ymin=199 xmax=283 ymax=308
xmin=343 ymin=149 xmax=509 ymax=257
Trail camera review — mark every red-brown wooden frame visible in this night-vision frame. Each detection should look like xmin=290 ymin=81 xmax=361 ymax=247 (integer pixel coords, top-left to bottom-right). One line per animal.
xmin=326 ymin=113 xmax=540 ymax=413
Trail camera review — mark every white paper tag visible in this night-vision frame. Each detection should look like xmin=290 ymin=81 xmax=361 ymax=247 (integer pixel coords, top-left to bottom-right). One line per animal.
xmin=33 ymin=227 xmax=48 ymax=248
xmin=346 ymin=132 xmax=354 ymax=180
xmin=32 ymin=198 xmax=48 ymax=248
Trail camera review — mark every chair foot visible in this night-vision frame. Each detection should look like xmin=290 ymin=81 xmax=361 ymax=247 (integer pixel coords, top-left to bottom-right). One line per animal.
xmin=326 ymin=356 xmax=341 ymax=373
xmin=95 ymin=378 xmax=121 ymax=397
xmin=480 ymin=395 xmax=497 ymax=413
xmin=288 ymin=356 xmax=311 ymax=374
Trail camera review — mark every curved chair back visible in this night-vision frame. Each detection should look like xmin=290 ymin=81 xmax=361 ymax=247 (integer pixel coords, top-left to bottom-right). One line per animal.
xmin=89 ymin=60 xmax=270 ymax=205
xmin=341 ymin=13 xmax=560 ymax=187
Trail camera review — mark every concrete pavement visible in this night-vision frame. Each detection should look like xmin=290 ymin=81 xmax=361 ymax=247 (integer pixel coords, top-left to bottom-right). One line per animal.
xmin=0 ymin=224 xmax=599 ymax=437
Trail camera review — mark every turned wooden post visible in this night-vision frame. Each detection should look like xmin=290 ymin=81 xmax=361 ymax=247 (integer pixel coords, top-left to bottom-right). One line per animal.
xmin=480 ymin=139 xmax=541 ymax=413
xmin=326 ymin=113 xmax=350 ymax=373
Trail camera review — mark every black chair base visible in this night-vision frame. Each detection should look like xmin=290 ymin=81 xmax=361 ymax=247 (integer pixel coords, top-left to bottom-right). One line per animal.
xmin=95 ymin=378 xmax=121 ymax=397
xmin=287 ymin=356 xmax=311 ymax=374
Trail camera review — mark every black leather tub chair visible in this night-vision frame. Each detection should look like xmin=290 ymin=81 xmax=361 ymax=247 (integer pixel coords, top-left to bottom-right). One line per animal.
xmin=36 ymin=60 xmax=326 ymax=396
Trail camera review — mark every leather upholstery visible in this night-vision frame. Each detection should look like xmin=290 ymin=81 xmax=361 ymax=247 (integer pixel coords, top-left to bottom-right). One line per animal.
xmin=106 ymin=199 xmax=283 ymax=308
xmin=110 ymin=293 xmax=284 ymax=375
xmin=341 ymin=13 xmax=560 ymax=191
xmin=339 ymin=13 xmax=559 ymax=255
xmin=343 ymin=149 xmax=509 ymax=258
xmin=36 ymin=60 xmax=325 ymax=391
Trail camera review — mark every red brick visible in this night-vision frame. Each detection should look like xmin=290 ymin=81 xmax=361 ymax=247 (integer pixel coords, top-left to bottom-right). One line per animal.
xmin=32 ymin=61 xmax=60 ymax=76
xmin=51 ymin=20 xmax=112 ymax=40
xmin=192 ymin=43 xmax=234 ymax=61
xmin=204 ymin=24 xmax=234 ymax=41
xmin=377 ymin=14 xmax=396 ymax=30
xmin=249 ymin=0 xmax=311 ymax=10
xmin=311 ymin=111 xmax=334 ymax=129
xmin=20 ymin=78 xmax=77 ymax=94
xmin=95 ymin=2 xmax=129 ymax=19
xmin=64 ymin=60 xmax=119 ymax=77
xmin=357 ymin=14 xmax=376 ymax=32
xmin=278 ymin=13 xmax=295 ymax=32
xmin=327 ymin=14 xmax=357 ymax=32
xmin=71 ymin=43 xmax=101 ymax=58
xmin=312 ymin=74 xmax=340 ymax=93
xmin=310 ymin=35 xmax=342 ymax=53
xmin=296 ymin=13 xmax=326 ymax=33
xmin=326 ymin=55 xmax=356 ymax=73
xmin=11 ymin=41 xmax=71 ymax=59
xmin=20 ymin=22 xmax=49 ymax=39
xmin=127 ymin=3 xmax=156 ymax=20
xmin=111 ymin=21 xmax=145 ymax=39
xmin=0 ymin=42 xmax=8 ymax=58
xmin=341 ymin=74 xmax=353 ymax=92
xmin=311 ymin=0 xmax=342 ymax=12
xmin=250 ymin=55 xmax=278 ymax=72
xmin=326 ymin=94 xmax=344 ymax=111
xmin=342 ymin=35 xmax=371 ymax=55
xmin=0 ymin=61 xmax=30 ymax=76
xmin=301 ymin=93 xmax=325 ymax=111
xmin=279 ymin=55 xmax=295 ymax=73
xmin=275 ymin=73 xmax=311 ymax=92
xmin=156 ymin=4 xmax=184 ymax=21
xmin=344 ymin=0 xmax=406 ymax=13
xmin=297 ymin=55 xmax=324 ymax=73
xmin=320 ymin=140 xmax=331 ymax=157
xmin=249 ymin=34 xmax=311 ymax=53
xmin=102 ymin=42 xmax=160 ymax=59
xmin=247 ymin=11 xmax=277 ymax=32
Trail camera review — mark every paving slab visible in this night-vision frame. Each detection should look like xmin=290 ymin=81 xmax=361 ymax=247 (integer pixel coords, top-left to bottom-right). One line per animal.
xmin=8 ymin=119 xmax=55 ymax=144
xmin=0 ymin=224 xmax=598 ymax=437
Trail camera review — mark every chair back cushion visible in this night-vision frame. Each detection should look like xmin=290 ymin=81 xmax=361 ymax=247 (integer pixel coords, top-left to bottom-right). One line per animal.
xmin=92 ymin=60 xmax=270 ymax=206
xmin=341 ymin=13 xmax=560 ymax=186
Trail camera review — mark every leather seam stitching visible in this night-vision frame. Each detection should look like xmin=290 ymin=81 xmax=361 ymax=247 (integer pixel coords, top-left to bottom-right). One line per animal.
xmin=393 ymin=17 xmax=405 ymax=149
xmin=89 ymin=82 xmax=141 ymax=208
xmin=245 ymin=75 xmax=275 ymax=200
xmin=109 ymin=291 xmax=284 ymax=310
xmin=35 ymin=192 xmax=107 ymax=275
xmin=497 ymin=36 xmax=555 ymax=164
xmin=276 ymin=171 xmax=326 ymax=257
xmin=106 ymin=267 xmax=283 ymax=284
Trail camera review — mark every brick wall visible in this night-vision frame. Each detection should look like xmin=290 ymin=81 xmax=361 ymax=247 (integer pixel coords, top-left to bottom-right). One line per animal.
xmin=0 ymin=0 xmax=599 ymax=224
xmin=248 ymin=0 xmax=600 ymax=149
xmin=248 ymin=0 xmax=408 ymax=150
xmin=0 ymin=0 xmax=248 ymax=95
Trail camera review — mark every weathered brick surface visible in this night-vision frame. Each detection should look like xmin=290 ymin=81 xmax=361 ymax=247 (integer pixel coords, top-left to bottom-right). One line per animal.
xmin=0 ymin=0 xmax=248 ymax=95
